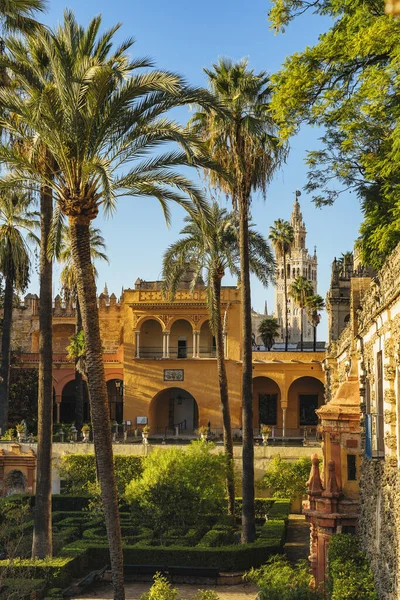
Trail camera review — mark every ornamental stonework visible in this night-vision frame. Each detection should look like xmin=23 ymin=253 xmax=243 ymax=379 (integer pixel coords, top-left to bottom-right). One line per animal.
xmin=384 ymin=409 xmax=396 ymax=425
xmin=384 ymin=364 xmax=396 ymax=381
xmin=385 ymin=433 xmax=397 ymax=451
xmin=384 ymin=389 xmax=396 ymax=405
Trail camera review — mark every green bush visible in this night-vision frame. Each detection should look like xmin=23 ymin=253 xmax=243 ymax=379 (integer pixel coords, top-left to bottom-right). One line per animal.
xmin=261 ymin=456 xmax=312 ymax=500
xmin=59 ymin=454 xmax=143 ymax=496
xmin=246 ymin=555 xmax=323 ymax=600
xmin=232 ymin=497 xmax=274 ymax=519
xmin=328 ymin=534 xmax=377 ymax=600
xmin=0 ymin=555 xmax=80 ymax=587
xmin=125 ymin=442 xmax=226 ymax=541
xmin=139 ymin=573 xmax=220 ymax=600
xmin=0 ymin=578 xmax=46 ymax=600
xmin=268 ymin=499 xmax=291 ymax=521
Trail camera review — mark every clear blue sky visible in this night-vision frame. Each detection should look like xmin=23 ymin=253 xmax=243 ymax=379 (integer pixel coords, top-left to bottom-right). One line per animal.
xmin=34 ymin=0 xmax=362 ymax=340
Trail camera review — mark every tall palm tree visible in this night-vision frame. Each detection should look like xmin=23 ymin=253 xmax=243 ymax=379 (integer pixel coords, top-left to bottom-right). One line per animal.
xmin=305 ymin=294 xmax=325 ymax=352
xmin=58 ymin=225 xmax=109 ymax=432
xmin=0 ymin=0 xmax=49 ymax=559
xmin=0 ymin=190 xmax=38 ymax=432
xmin=258 ymin=317 xmax=280 ymax=351
xmin=190 ymin=58 xmax=286 ymax=542
xmin=289 ymin=276 xmax=314 ymax=351
xmin=162 ymin=201 xmax=275 ymax=516
xmin=269 ymin=219 xmax=294 ymax=351
xmin=0 ymin=0 xmax=46 ymax=36
xmin=0 ymin=13 xmax=220 ymax=597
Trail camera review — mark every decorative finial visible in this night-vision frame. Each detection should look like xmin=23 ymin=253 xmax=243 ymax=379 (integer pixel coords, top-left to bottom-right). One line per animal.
xmin=295 ymin=189 xmax=301 ymax=200
xmin=103 ymin=282 xmax=109 ymax=297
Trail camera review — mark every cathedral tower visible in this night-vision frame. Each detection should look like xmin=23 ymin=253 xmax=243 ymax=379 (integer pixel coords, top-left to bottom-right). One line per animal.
xmin=274 ymin=193 xmax=318 ymax=345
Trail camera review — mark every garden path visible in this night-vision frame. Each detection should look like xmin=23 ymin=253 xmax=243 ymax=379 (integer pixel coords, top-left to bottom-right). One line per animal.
xmin=284 ymin=514 xmax=310 ymax=564
xmin=75 ymin=581 xmax=259 ymax=599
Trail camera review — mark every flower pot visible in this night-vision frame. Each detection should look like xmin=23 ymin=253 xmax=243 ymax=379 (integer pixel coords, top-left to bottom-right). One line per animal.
xmin=262 ymin=433 xmax=269 ymax=446
xmin=142 ymin=431 xmax=149 ymax=444
xmin=82 ymin=431 xmax=90 ymax=443
xmin=200 ymin=432 xmax=208 ymax=441
xmin=17 ymin=432 xmax=24 ymax=442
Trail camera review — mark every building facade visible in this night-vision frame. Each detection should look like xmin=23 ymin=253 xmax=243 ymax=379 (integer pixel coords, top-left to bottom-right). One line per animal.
xmin=274 ymin=195 xmax=318 ymax=345
xmin=8 ymin=278 xmax=325 ymax=438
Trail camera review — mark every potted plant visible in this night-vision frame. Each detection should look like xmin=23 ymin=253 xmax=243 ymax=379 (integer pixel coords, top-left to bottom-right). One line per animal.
xmin=260 ymin=424 xmax=271 ymax=445
xmin=197 ymin=425 xmax=209 ymax=441
xmin=81 ymin=423 xmax=90 ymax=443
xmin=15 ymin=423 xmax=25 ymax=442
xmin=142 ymin=424 xmax=150 ymax=443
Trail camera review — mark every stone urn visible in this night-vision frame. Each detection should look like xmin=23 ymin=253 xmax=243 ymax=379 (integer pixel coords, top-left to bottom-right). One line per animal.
xmin=82 ymin=428 xmax=90 ymax=443
xmin=142 ymin=427 xmax=150 ymax=444
xmin=262 ymin=433 xmax=269 ymax=446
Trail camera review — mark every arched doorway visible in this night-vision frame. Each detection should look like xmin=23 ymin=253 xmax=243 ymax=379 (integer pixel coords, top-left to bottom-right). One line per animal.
xmin=287 ymin=376 xmax=325 ymax=429
xmin=170 ymin=320 xmax=193 ymax=359
xmin=199 ymin=320 xmax=215 ymax=358
xmin=149 ymin=387 xmax=199 ymax=434
xmin=60 ymin=380 xmax=90 ymax=424
xmin=107 ymin=379 xmax=124 ymax=422
xmin=139 ymin=319 xmax=163 ymax=358
xmin=252 ymin=376 xmax=281 ymax=428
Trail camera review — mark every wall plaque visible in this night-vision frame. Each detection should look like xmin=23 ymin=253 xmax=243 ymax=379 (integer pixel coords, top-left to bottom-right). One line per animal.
xmin=164 ymin=369 xmax=184 ymax=382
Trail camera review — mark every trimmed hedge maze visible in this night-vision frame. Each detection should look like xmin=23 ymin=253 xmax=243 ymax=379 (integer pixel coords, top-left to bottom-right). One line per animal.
xmin=0 ymin=496 xmax=291 ymax=599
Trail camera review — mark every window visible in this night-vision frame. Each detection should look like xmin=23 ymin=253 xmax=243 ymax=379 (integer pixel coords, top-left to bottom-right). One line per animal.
xmin=259 ymin=393 xmax=277 ymax=425
xmin=347 ymin=454 xmax=357 ymax=480
xmin=374 ymin=350 xmax=385 ymax=457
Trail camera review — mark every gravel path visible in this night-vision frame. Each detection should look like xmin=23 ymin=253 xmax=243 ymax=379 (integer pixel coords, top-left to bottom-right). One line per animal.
xmin=75 ymin=581 xmax=259 ymax=599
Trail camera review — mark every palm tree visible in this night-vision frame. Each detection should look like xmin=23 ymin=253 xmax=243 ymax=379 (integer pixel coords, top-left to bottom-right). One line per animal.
xmin=305 ymin=294 xmax=325 ymax=352
xmin=269 ymin=219 xmax=294 ymax=351
xmin=190 ymin=58 xmax=287 ymax=542
xmin=258 ymin=317 xmax=280 ymax=351
xmin=0 ymin=13 xmax=220 ymax=596
xmin=162 ymin=201 xmax=274 ymax=516
xmin=0 ymin=190 xmax=38 ymax=432
xmin=289 ymin=276 xmax=314 ymax=351
xmin=0 ymin=0 xmax=46 ymax=36
xmin=58 ymin=225 xmax=109 ymax=432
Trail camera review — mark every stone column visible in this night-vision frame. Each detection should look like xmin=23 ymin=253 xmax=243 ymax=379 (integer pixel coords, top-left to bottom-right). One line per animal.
xmin=165 ymin=332 xmax=170 ymax=359
xmin=162 ymin=332 xmax=167 ymax=358
xmin=193 ymin=331 xmax=198 ymax=358
xmin=135 ymin=331 xmax=140 ymax=358
xmin=282 ymin=407 xmax=287 ymax=439
xmin=55 ymin=395 xmax=62 ymax=423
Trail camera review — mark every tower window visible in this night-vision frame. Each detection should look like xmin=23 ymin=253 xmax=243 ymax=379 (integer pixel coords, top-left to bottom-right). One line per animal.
xmin=347 ymin=454 xmax=357 ymax=481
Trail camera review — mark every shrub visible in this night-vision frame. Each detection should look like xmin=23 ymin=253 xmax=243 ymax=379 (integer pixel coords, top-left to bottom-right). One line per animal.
xmin=328 ymin=534 xmax=377 ymax=600
xmin=140 ymin=573 xmax=179 ymax=600
xmin=59 ymin=454 xmax=143 ymax=496
xmin=246 ymin=555 xmax=323 ymax=600
xmin=125 ymin=442 xmax=226 ymax=541
xmin=261 ymin=456 xmax=312 ymax=500
xmin=0 ymin=577 xmax=46 ymax=600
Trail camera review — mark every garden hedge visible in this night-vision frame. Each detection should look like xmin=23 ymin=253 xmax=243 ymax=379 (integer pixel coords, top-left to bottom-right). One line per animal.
xmin=328 ymin=534 xmax=377 ymax=600
xmin=0 ymin=578 xmax=46 ymax=600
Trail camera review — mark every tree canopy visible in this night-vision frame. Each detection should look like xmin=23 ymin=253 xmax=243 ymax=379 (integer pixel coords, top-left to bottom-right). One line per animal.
xmin=269 ymin=0 xmax=400 ymax=269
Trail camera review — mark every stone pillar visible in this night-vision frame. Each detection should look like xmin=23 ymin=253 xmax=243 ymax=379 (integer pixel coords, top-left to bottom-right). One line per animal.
xmin=55 ymin=395 xmax=62 ymax=424
xmin=282 ymin=407 xmax=287 ymax=438
xmin=165 ymin=332 xmax=170 ymax=359
xmin=162 ymin=332 xmax=167 ymax=358
xmin=135 ymin=331 xmax=140 ymax=358
xmin=193 ymin=331 xmax=197 ymax=358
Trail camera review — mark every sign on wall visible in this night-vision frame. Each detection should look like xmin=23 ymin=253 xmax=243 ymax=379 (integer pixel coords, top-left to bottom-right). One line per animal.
xmin=164 ymin=369 xmax=184 ymax=382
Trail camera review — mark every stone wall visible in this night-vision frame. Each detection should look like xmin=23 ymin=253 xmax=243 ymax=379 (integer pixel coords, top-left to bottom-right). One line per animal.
xmin=359 ymin=457 xmax=400 ymax=599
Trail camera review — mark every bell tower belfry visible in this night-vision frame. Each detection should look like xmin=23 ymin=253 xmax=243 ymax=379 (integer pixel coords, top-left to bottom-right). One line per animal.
xmin=274 ymin=192 xmax=318 ymax=345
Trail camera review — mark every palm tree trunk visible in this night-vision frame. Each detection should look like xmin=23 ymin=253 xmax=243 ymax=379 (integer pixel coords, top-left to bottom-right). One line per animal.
xmin=0 ymin=268 xmax=14 ymax=433
xmin=212 ymin=275 xmax=235 ymax=515
xmin=68 ymin=215 xmax=125 ymax=600
xmin=238 ymin=199 xmax=256 ymax=544
xmin=283 ymin=252 xmax=288 ymax=351
xmin=313 ymin=324 xmax=316 ymax=352
xmin=32 ymin=184 xmax=53 ymax=558
xmin=75 ymin=299 xmax=84 ymax=432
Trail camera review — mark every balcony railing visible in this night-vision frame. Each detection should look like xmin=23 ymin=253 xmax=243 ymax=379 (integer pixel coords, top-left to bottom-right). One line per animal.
xmin=19 ymin=352 xmax=121 ymax=364
xmin=138 ymin=346 xmax=217 ymax=359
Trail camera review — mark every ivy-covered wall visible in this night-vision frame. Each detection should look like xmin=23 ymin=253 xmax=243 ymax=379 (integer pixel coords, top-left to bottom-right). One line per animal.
xmin=359 ymin=457 xmax=400 ymax=600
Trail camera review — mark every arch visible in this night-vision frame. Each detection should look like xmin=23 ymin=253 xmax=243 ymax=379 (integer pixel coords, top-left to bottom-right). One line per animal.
xmin=199 ymin=320 xmax=215 ymax=358
xmin=4 ymin=469 xmax=27 ymax=495
xmin=344 ymin=314 xmax=350 ymax=324
xmin=169 ymin=319 xmax=193 ymax=359
xmin=139 ymin=318 xmax=163 ymax=358
xmin=60 ymin=379 xmax=90 ymax=424
xmin=107 ymin=378 xmax=124 ymax=422
xmin=149 ymin=387 xmax=199 ymax=434
xmin=287 ymin=376 xmax=325 ymax=429
xmin=136 ymin=314 xmax=165 ymax=331
xmin=252 ymin=376 xmax=282 ymax=428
